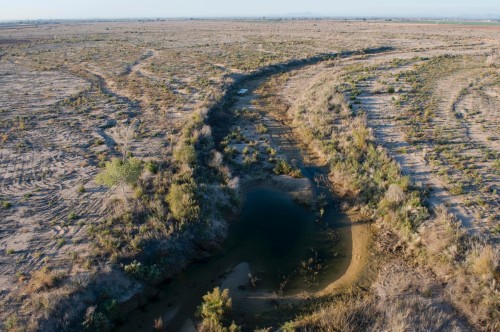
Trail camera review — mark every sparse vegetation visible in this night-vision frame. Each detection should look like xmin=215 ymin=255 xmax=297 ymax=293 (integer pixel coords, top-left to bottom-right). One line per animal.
xmin=0 ymin=18 xmax=497 ymax=332
xmin=28 ymin=266 xmax=62 ymax=292
xmin=77 ymin=185 xmax=85 ymax=194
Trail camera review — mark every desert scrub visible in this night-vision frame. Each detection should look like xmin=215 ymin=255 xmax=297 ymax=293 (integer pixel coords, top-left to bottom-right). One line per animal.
xmin=255 ymin=123 xmax=268 ymax=134
xmin=28 ymin=266 xmax=63 ymax=292
xmin=96 ymin=157 xmax=142 ymax=189
xmin=166 ymin=181 xmax=200 ymax=224
xmin=76 ymin=185 xmax=85 ymax=194
xmin=421 ymin=207 xmax=499 ymax=329
xmin=173 ymin=141 xmax=196 ymax=165
xmin=82 ymin=299 xmax=119 ymax=332
xmin=197 ymin=287 xmax=240 ymax=332
xmin=282 ymin=69 xmax=426 ymax=233
xmin=123 ymin=260 xmax=161 ymax=282
xmin=282 ymin=60 xmax=497 ymax=329
xmin=273 ymin=159 xmax=294 ymax=176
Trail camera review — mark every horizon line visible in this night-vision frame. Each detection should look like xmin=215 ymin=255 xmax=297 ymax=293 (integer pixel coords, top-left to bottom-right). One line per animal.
xmin=1 ymin=15 xmax=500 ymax=23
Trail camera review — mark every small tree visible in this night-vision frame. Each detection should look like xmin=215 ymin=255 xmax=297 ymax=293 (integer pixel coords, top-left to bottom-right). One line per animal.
xmin=96 ymin=158 xmax=142 ymax=198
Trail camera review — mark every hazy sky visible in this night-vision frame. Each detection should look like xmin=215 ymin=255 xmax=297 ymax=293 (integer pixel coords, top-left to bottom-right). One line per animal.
xmin=1 ymin=0 xmax=499 ymax=20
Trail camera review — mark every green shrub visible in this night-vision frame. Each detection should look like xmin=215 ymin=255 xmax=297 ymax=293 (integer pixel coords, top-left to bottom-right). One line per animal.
xmin=166 ymin=182 xmax=200 ymax=223
xmin=96 ymin=158 xmax=142 ymax=188
xmin=146 ymin=160 xmax=158 ymax=173
xmin=273 ymin=159 xmax=293 ymax=175
xmin=255 ymin=123 xmax=268 ymax=134
xmin=124 ymin=260 xmax=161 ymax=282
xmin=4 ymin=314 xmax=18 ymax=332
xmin=290 ymin=168 xmax=303 ymax=178
xmin=450 ymin=183 xmax=465 ymax=195
xmin=77 ymin=185 xmax=85 ymax=194
xmin=82 ymin=300 xmax=119 ymax=332
xmin=492 ymin=159 xmax=500 ymax=171
xmin=266 ymin=147 xmax=277 ymax=156
xmin=197 ymin=287 xmax=240 ymax=332
xmin=174 ymin=142 xmax=196 ymax=165
xmin=57 ymin=238 xmax=66 ymax=248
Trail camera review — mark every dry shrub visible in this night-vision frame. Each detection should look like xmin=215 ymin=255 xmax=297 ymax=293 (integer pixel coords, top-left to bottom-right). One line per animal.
xmin=295 ymin=296 xmax=376 ymax=332
xmin=385 ymin=183 xmax=405 ymax=204
xmin=153 ymin=317 xmax=164 ymax=330
xmin=444 ymin=269 xmax=499 ymax=330
xmin=199 ymin=124 xmax=212 ymax=138
xmin=486 ymin=52 xmax=499 ymax=67
xmin=28 ymin=266 xmax=62 ymax=292
xmin=420 ymin=205 xmax=464 ymax=263
xmin=328 ymin=169 xmax=360 ymax=197
xmin=209 ymin=150 xmax=224 ymax=169
xmin=372 ymin=80 xmax=387 ymax=94
xmin=419 ymin=206 xmax=499 ymax=330
xmin=28 ymin=291 xmax=65 ymax=320
xmin=372 ymin=262 xmax=470 ymax=331
xmin=374 ymin=295 xmax=468 ymax=332
xmin=467 ymin=243 xmax=497 ymax=280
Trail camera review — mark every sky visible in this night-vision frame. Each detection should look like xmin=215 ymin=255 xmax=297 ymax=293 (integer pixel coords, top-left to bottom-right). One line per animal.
xmin=1 ymin=0 xmax=499 ymax=21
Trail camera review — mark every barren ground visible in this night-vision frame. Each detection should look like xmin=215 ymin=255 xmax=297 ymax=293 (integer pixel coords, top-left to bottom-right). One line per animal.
xmin=0 ymin=20 xmax=498 ymax=331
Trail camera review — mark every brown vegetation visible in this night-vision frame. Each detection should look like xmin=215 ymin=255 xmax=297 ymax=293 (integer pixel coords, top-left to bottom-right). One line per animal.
xmin=0 ymin=19 xmax=499 ymax=331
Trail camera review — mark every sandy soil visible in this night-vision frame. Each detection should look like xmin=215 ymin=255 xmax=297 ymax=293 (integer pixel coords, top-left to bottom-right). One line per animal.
xmin=355 ymin=58 xmax=498 ymax=239
xmin=0 ymin=20 xmax=499 ymax=329
xmin=0 ymin=62 xmax=107 ymax=298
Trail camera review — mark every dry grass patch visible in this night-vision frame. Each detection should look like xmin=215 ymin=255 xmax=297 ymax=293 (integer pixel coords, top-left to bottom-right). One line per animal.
xmin=28 ymin=266 xmax=64 ymax=292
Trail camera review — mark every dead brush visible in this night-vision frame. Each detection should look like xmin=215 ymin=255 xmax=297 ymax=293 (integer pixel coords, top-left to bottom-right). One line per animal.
xmin=371 ymin=262 xmax=472 ymax=331
xmin=486 ymin=52 xmax=499 ymax=68
xmin=28 ymin=266 xmax=63 ymax=292
xmin=420 ymin=205 xmax=465 ymax=262
xmin=1 ymin=133 xmax=8 ymax=144
xmin=420 ymin=206 xmax=499 ymax=330
xmin=294 ymin=295 xmax=376 ymax=332
xmin=467 ymin=242 xmax=498 ymax=281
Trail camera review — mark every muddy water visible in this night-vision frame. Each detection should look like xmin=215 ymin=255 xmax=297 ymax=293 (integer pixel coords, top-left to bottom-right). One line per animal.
xmin=117 ymin=69 xmax=355 ymax=331
xmin=116 ymin=178 xmax=352 ymax=331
